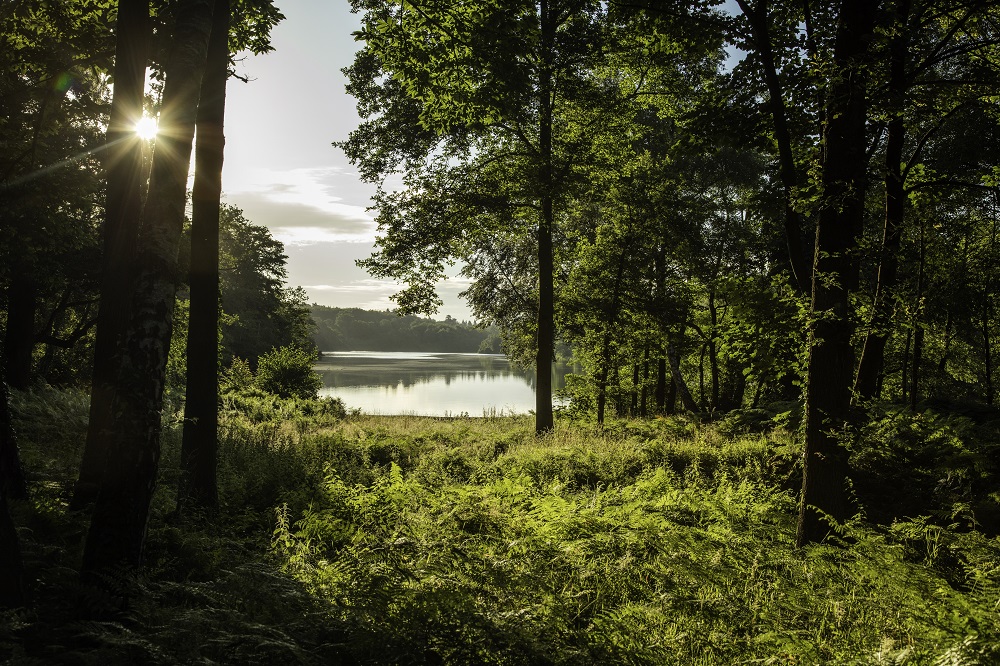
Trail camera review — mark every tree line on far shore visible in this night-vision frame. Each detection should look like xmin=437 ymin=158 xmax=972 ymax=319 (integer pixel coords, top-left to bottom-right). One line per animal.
xmin=310 ymin=305 xmax=500 ymax=354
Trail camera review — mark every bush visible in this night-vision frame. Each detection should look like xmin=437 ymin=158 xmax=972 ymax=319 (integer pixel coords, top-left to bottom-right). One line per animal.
xmin=255 ymin=346 xmax=323 ymax=399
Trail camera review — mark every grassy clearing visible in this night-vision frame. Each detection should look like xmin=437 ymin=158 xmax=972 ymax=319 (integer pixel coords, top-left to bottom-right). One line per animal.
xmin=2 ymin=389 xmax=1000 ymax=664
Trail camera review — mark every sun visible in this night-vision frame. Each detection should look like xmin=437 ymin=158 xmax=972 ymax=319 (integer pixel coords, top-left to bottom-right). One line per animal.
xmin=135 ymin=116 xmax=158 ymax=140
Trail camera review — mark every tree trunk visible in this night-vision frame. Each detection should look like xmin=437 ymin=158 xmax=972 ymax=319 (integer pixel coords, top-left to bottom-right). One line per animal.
xmin=0 ymin=365 xmax=26 ymax=608
xmin=179 ymin=0 xmax=229 ymax=512
xmin=640 ymin=345 xmax=649 ymax=418
xmin=910 ymin=216 xmax=926 ymax=410
xmin=853 ymin=0 xmax=911 ymax=403
xmin=735 ymin=0 xmax=810 ymax=294
xmin=0 ymin=367 xmax=27 ymax=501
xmin=596 ymin=240 xmax=631 ymax=426
xmin=708 ymin=290 xmax=719 ymax=411
xmin=3 ymin=275 xmax=37 ymax=390
xmin=655 ymin=354 xmax=667 ymax=413
xmin=73 ymin=0 xmax=151 ymax=510
xmin=901 ymin=327 xmax=911 ymax=403
xmin=667 ymin=341 xmax=699 ymax=412
xmin=534 ymin=0 xmax=555 ymax=435
xmin=81 ymin=0 xmax=214 ymax=579
xmin=984 ymin=294 xmax=994 ymax=406
xmin=797 ymin=0 xmax=877 ymax=548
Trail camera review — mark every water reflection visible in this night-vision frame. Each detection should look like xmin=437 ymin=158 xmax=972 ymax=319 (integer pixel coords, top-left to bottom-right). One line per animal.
xmin=315 ymin=352 xmax=566 ymax=416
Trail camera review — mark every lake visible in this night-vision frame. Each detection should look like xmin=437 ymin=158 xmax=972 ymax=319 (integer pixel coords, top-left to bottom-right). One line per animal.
xmin=315 ymin=351 xmax=570 ymax=416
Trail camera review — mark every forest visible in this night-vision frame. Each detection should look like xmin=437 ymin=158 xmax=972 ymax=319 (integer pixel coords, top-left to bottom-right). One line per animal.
xmin=2 ymin=0 xmax=1000 ymax=663
xmin=310 ymin=305 xmax=500 ymax=353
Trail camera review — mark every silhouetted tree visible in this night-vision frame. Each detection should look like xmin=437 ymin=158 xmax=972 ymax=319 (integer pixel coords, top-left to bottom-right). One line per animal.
xmin=82 ymin=0 xmax=216 ymax=578
xmin=179 ymin=0 xmax=231 ymax=513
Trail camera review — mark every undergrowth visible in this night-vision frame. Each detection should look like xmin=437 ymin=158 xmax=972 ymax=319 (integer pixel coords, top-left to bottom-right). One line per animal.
xmin=2 ymin=389 xmax=999 ymax=664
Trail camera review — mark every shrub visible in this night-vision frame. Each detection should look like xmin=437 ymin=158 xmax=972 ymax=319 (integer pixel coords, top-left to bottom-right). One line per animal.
xmin=255 ymin=346 xmax=322 ymax=399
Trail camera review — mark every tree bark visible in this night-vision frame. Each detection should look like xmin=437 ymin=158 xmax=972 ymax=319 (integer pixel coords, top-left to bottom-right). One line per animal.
xmin=853 ymin=0 xmax=911 ymax=403
xmin=179 ymin=0 xmax=229 ymax=512
xmin=73 ymin=0 xmax=151 ymax=509
xmin=0 ymin=365 xmax=26 ymax=608
xmin=0 ymin=366 xmax=26 ymax=501
xmin=797 ymin=0 xmax=877 ymax=548
xmin=2 ymin=275 xmax=37 ymax=390
xmin=708 ymin=290 xmax=720 ymax=411
xmin=534 ymin=0 xmax=555 ymax=435
xmin=910 ymin=216 xmax=926 ymax=410
xmin=81 ymin=0 xmax=215 ymax=579
xmin=667 ymin=341 xmax=699 ymax=412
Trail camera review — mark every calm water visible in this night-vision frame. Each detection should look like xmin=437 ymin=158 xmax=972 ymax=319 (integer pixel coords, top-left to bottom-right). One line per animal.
xmin=315 ymin=351 xmax=568 ymax=416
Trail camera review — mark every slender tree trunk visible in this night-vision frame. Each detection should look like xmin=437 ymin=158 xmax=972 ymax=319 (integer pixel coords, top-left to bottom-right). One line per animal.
xmin=655 ymin=354 xmax=667 ymax=413
xmin=3 ymin=275 xmax=37 ymax=390
xmin=665 ymin=367 xmax=677 ymax=414
xmin=667 ymin=341 xmax=699 ymax=412
xmin=939 ymin=309 xmax=952 ymax=374
xmin=179 ymin=0 xmax=229 ymax=512
xmin=640 ymin=345 xmax=649 ymax=418
xmin=901 ymin=328 xmax=911 ymax=403
xmin=735 ymin=0 xmax=810 ymax=293
xmin=596 ymin=240 xmax=631 ymax=425
xmin=72 ymin=0 xmax=151 ymax=509
xmin=534 ymin=0 xmax=554 ymax=435
xmin=81 ymin=0 xmax=215 ymax=579
xmin=983 ymin=294 xmax=994 ymax=405
xmin=698 ymin=343 xmax=706 ymax=410
xmin=630 ymin=362 xmax=639 ymax=416
xmin=0 ymin=364 xmax=26 ymax=608
xmin=910 ymin=217 xmax=926 ymax=410
xmin=0 ymin=367 xmax=26 ymax=501
xmin=853 ymin=0 xmax=911 ymax=402
xmin=708 ymin=290 xmax=719 ymax=411
xmin=797 ymin=0 xmax=877 ymax=548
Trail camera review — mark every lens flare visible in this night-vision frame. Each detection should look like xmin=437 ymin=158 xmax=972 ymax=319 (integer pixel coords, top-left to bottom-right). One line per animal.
xmin=135 ymin=116 xmax=158 ymax=140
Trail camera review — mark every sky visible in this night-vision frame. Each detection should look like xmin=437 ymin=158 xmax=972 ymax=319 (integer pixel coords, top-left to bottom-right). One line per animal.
xmin=221 ymin=0 xmax=473 ymax=319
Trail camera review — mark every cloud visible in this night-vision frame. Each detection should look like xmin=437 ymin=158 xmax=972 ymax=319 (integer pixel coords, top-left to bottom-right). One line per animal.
xmin=224 ymin=166 xmax=377 ymax=243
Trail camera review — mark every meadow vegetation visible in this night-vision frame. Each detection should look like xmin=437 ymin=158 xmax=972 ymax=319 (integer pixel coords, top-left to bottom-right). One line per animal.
xmin=3 ymin=386 xmax=999 ymax=664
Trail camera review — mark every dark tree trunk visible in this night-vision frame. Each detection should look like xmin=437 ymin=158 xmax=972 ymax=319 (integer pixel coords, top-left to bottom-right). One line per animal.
xmin=664 ymin=365 xmax=677 ymax=414
xmin=655 ymin=354 xmax=667 ymax=413
xmin=939 ymin=309 xmax=952 ymax=375
xmin=901 ymin=327 xmax=911 ymax=403
xmin=735 ymin=0 xmax=810 ymax=294
xmin=73 ymin=0 xmax=151 ymax=510
xmin=81 ymin=0 xmax=215 ymax=579
xmin=853 ymin=0 xmax=911 ymax=403
xmin=698 ymin=343 xmax=706 ymax=410
xmin=667 ymin=341 xmax=699 ymax=412
xmin=910 ymin=217 xmax=926 ymax=410
xmin=534 ymin=0 xmax=554 ymax=435
xmin=0 ymin=367 xmax=27 ymax=501
xmin=708 ymin=290 xmax=719 ymax=411
xmin=179 ymin=0 xmax=229 ymax=512
xmin=797 ymin=0 xmax=877 ymax=548
xmin=596 ymin=241 xmax=631 ymax=426
xmin=640 ymin=345 xmax=649 ymax=418
xmin=3 ymin=275 xmax=38 ymax=390
xmin=984 ymin=295 xmax=994 ymax=406
xmin=630 ymin=362 xmax=639 ymax=416
xmin=0 ymin=365 xmax=26 ymax=608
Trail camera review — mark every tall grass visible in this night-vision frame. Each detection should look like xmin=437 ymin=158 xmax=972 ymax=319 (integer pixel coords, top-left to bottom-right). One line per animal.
xmin=3 ymin=388 xmax=999 ymax=664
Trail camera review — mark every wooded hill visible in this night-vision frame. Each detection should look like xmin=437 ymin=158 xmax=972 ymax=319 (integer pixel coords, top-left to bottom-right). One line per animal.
xmin=310 ymin=305 xmax=500 ymax=353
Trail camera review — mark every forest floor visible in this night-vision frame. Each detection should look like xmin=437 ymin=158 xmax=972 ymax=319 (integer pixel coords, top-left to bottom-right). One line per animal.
xmin=2 ymin=387 xmax=1000 ymax=664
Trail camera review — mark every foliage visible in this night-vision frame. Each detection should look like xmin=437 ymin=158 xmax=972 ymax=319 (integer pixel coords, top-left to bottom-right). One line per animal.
xmin=310 ymin=305 xmax=497 ymax=353
xmin=254 ymin=345 xmax=323 ymax=400
xmin=4 ymin=387 xmax=1000 ymax=663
